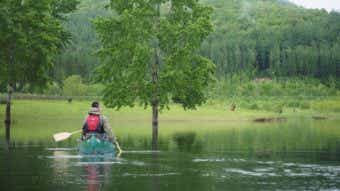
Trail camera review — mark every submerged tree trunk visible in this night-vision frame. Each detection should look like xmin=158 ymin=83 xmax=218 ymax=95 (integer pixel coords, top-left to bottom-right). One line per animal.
xmin=5 ymin=84 xmax=13 ymax=125
xmin=5 ymin=84 xmax=13 ymax=149
xmin=152 ymin=101 xmax=158 ymax=150
xmin=5 ymin=84 xmax=12 ymax=144
xmin=5 ymin=43 xmax=15 ymax=144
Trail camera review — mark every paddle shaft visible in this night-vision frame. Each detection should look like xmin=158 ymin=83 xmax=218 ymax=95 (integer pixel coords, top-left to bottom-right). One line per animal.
xmin=115 ymin=140 xmax=123 ymax=154
xmin=53 ymin=130 xmax=82 ymax=142
xmin=70 ymin=130 xmax=82 ymax=135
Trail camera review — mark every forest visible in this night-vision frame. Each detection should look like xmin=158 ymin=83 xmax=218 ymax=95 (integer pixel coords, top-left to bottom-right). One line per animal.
xmin=54 ymin=0 xmax=339 ymax=82
xmin=1 ymin=0 xmax=339 ymax=95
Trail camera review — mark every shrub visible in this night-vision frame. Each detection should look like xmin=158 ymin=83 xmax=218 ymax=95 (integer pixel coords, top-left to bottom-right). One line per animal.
xmin=87 ymin=84 xmax=104 ymax=96
xmin=63 ymin=75 xmax=87 ymax=96
xmin=312 ymin=100 xmax=340 ymax=112
xmin=286 ymin=100 xmax=300 ymax=108
xmin=259 ymin=82 xmax=274 ymax=96
xmin=249 ymin=103 xmax=259 ymax=110
xmin=0 ymin=96 xmax=6 ymax=104
xmin=299 ymin=101 xmax=311 ymax=109
xmin=44 ymin=82 xmax=62 ymax=95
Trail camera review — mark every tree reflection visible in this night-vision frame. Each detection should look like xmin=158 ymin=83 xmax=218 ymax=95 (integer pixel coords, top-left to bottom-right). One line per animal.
xmin=5 ymin=122 xmax=10 ymax=151
xmin=152 ymin=151 xmax=160 ymax=191
xmin=172 ymin=132 xmax=203 ymax=152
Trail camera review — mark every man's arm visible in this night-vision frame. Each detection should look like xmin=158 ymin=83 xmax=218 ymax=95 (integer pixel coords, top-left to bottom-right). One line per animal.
xmin=102 ymin=116 xmax=116 ymax=142
xmin=101 ymin=116 xmax=122 ymax=154
xmin=82 ymin=117 xmax=87 ymax=135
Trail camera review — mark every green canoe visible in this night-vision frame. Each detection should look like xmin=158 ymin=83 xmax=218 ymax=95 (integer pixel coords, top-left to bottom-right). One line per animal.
xmin=78 ymin=134 xmax=116 ymax=155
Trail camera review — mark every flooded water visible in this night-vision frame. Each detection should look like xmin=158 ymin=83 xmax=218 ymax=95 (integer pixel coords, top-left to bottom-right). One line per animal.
xmin=1 ymin=118 xmax=340 ymax=190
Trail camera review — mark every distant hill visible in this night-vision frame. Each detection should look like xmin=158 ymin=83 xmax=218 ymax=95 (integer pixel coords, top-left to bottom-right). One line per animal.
xmin=54 ymin=0 xmax=340 ymax=81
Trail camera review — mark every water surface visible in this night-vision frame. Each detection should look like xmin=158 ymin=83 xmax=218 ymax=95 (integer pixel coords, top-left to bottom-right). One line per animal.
xmin=1 ymin=118 xmax=340 ymax=190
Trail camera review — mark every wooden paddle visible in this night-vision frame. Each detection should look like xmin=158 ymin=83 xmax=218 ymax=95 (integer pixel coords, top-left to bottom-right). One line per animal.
xmin=53 ymin=130 xmax=82 ymax=142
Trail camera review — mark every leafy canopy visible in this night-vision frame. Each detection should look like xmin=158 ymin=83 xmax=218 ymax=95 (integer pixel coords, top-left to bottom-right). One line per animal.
xmin=0 ymin=0 xmax=78 ymax=88
xmin=94 ymin=0 xmax=215 ymax=110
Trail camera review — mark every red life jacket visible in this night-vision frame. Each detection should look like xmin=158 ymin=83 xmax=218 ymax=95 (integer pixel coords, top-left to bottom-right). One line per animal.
xmin=83 ymin=115 xmax=104 ymax=133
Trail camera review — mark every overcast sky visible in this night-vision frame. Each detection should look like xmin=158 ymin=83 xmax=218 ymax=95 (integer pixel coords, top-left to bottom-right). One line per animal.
xmin=290 ymin=0 xmax=340 ymax=11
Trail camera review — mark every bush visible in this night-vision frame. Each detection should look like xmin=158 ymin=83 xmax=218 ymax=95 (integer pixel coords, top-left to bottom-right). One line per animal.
xmin=63 ymin=75 xmax=87 ymax=96
xmin=312 ymin=100 xmax=340 ymax=112
xmin=299 ymin=101 xmax=311 ymax=109
xmin=0 ymin=96 xmax=6 ymax=104
xmin=62 ymin=75 xmax=104 ymax=97
xmin=86 ymin=84 xmax=104 ymax=96
xmin=286 ymin=100 xmax=300 ymax=108
xmin=210 ymin=75 xmax=338 ymax=98
xmin=249 ymin=103 xmax=259 ymax=110
xmin=259 ymin=82 xmax=274 ymax=96
xmin=44 ymin=82 xmax=62 ymax=95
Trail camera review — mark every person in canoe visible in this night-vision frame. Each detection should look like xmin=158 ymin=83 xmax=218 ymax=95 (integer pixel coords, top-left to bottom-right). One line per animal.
xmin=82 ymin=101 xmax=122 ymax=153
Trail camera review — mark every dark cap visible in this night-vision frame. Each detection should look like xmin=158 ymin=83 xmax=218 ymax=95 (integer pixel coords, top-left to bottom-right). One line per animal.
xmin=91 ymin=101 xmax=99 ymax=108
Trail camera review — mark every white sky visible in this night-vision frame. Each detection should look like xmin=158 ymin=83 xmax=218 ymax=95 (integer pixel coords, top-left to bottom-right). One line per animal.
xmin=290 ymin=0 xmax=340 ymax=12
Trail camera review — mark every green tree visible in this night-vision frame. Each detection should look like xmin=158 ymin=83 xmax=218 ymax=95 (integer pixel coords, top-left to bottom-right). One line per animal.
xmin=0 ymin=0 xmax=77 ymax=134
xmin=63 ymin=75 xmax=87 ymax=96
xmin=94 ymin=0 xmax=214 ymax=149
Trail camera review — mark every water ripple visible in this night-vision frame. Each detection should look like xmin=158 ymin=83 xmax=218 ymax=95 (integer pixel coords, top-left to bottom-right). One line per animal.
xmin=74 ymin=161 xmax=123 ymax=166
xmin=192 ymin=158 xmax=246 ymax=163
xmin=122 ymin=172 xmax=179 ymax=177
xmin=224 ymin=168 xmax=278 ymax=177
xmin=46 ymin=155 xmax=83 ymax=159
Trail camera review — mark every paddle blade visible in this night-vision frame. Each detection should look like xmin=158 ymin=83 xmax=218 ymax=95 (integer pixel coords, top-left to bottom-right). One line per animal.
xmin=53 ymin=132 xmax=72 ymax=142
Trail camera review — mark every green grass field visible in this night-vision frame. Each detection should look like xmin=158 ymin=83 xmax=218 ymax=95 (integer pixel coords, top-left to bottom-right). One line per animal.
xmin=0 ymin=98 xmax=339 ymax=140
xmin=1 ymin=99 xmax=339 ymax=126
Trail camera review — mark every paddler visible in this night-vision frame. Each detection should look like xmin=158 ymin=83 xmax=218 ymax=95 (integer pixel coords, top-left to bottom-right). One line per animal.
xmin=82 ymin=101 xmax=122 ymax=153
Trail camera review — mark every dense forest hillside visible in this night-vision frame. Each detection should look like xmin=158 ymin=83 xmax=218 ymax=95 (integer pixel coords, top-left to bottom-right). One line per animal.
xmin=201 ymin=0 xmax=340 ymax=78
xmin=53 ymin=0 xmax=109 ymax=82
xmin=55 ymin=0 xmax=340 ymax=83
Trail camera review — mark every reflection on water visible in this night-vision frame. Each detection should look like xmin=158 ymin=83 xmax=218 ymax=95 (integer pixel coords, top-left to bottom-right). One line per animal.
xmin=47 ymin=149 xmax=166 ymax=191
xmin=172 ymin=132 xmax=204 ymax=153
xmin=81 ymin=157 xmax=114 ymax=191
xmin=85 ymin=164 xmax=100 ymax=191
xmin=1 ymin=118 xmax=340 ymax=190
xmin=51 ymin=150 xmax=118 ymax=191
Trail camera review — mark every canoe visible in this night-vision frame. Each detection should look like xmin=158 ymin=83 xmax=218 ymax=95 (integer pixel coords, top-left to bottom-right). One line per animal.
xmin=78 ymin=133 xmax=116 ymax=155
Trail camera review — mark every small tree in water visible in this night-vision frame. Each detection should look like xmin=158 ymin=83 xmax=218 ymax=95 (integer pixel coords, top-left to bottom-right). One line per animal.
xmin=94 ymin=0 xmax=214 ymax=150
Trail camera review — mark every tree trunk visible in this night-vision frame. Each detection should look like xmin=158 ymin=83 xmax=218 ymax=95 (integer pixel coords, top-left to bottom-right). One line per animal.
xmin=5 ymin=42 xmax=15 ymax=144
xmin=5 ymin=84 xmax=12 ymax=138
xmin=151 ymin=47 xmax=160 ymax=150
xmin=152 ymin=101 xmax=158 ymax=150
xmin=5 ymin=84 xmax=12 ymax=143
xmin=151 ymin=3 xmax=161 ymax=151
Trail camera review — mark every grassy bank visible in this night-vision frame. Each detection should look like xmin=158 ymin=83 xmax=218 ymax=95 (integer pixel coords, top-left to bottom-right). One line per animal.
xmin=208 ymin=77 xmax=340 ymax=113
xmin=0 ymin=98 xmax=339 ymax=143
